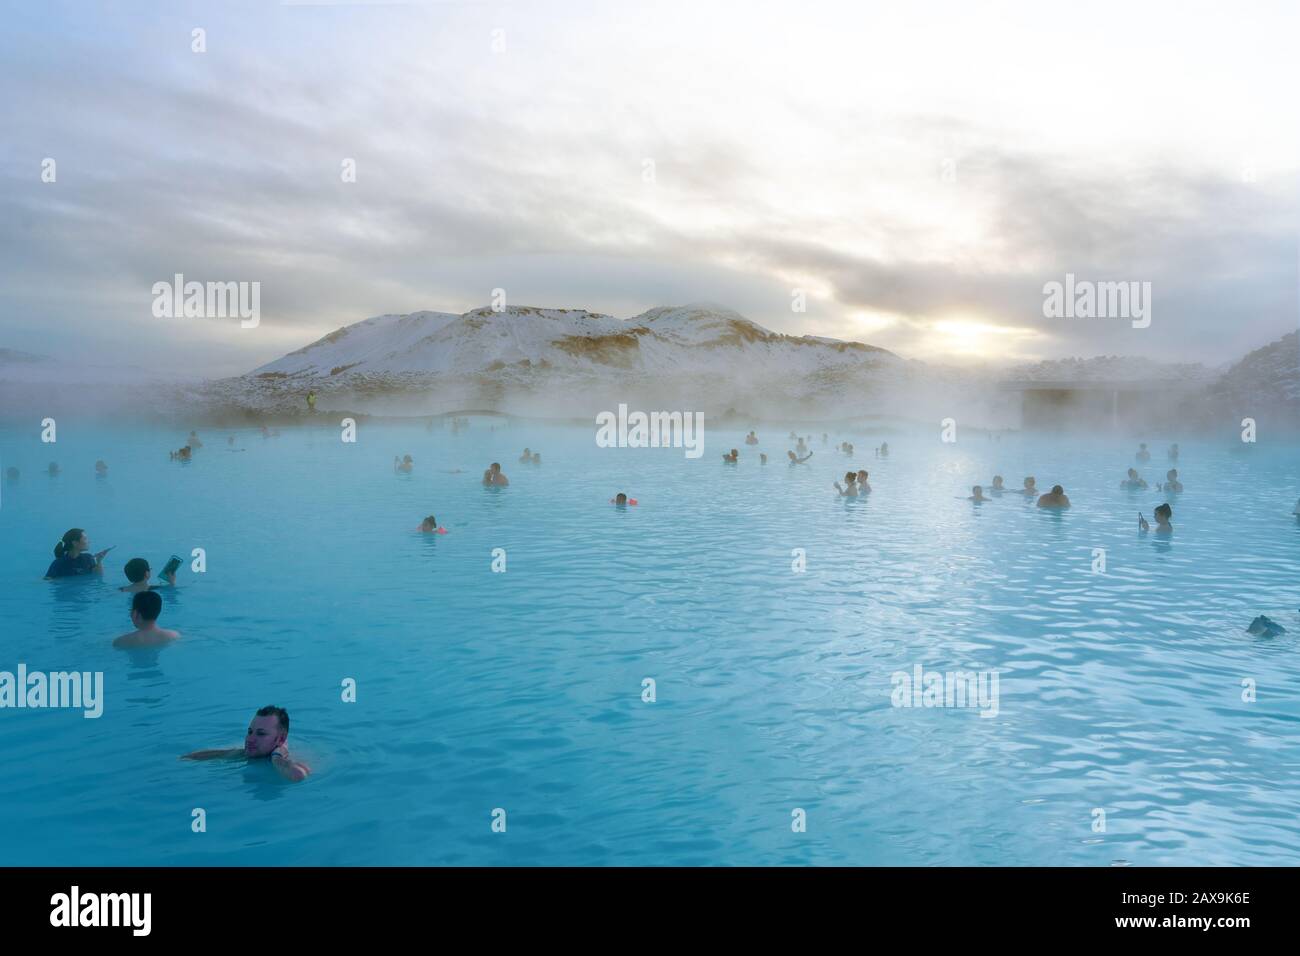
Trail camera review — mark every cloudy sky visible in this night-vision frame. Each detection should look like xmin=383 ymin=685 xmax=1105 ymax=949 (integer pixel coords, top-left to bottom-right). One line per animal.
xmin=1 ymin=0 xmax=1296 ymax=377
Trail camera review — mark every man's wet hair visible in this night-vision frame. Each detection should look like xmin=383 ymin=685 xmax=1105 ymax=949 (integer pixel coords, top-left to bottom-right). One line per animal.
xmin=124 ymin=557 xmax=150 ymax=583
xmin=131 ymin=590 xmax=162 ymax=621
xmin=1051 ymin=485 xmax=1064 ymax=495
xmin=257 ymin=705 xmax=290 ymax=734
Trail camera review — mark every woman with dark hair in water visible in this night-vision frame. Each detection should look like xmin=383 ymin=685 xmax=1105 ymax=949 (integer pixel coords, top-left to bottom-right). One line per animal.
xmin=1139 ymin=503 xmax=1173 ymax=535
xmin=45 ymin=528 xmax=111 ymax=579
xmin=834 ymin=472 xmax=859 ymax=497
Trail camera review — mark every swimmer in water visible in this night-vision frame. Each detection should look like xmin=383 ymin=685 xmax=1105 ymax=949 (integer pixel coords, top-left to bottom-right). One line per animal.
xmin=1136 ymin=442 xmax=1150 ymax=462
xmin=879 ymin=442 xmax=889 ymax=458
xmin=760 ymin=453 xmax=768 ymax=465
xmin=788 ymin=449 xmax=813 ymax=464
xmin=796 ymin=437 xmax=808 ymax=456
xmin=744 ymin=431 xmax=758 ymax=446
xmin=722 ymin=449 xmax=739 ymax=463
xmin=48 ymin=462 xmax=60 ymax=476
xmin=519 ymin=448 xmax=532 ymax=463
xmin=1120 ymin=468 xmax=1148 ymax=490
xmin=182 ymin=705 xmax=311 ymax=782
xmin=1020 ymin=476 xmax=1038 ymax=498
xmin=1160 ymin=469 xmax=1183 ymax=493
xmin=417 ymin=515 xmax=446 ymax=533
xmin=119 ymin=557 xmax=176 ymax=593
xmin=45 ymin=528 xmax=111 ymax=578
xmin=95 ymin=460 xmax=108 ymax=476
xmin=856 ymin=469 xmax=871 ymax=493
xmin=1036 ymin=484 xmax=1071 ymax=509
xmin=990 ymin=475 xmax=1005 ymax=494
xmin=1139 ymin=503 xmax=1173 ymax=535
xmin=611 ymin=492 xmax=638 ymax=507
xmin=968 ymin=485 xmax=987 ymax=502
xmin=532 ymin=453 xmax=541 ymax=465
xmin=833 ymin=472 xmax=859 ymax=497
xmin=113 ymin=590 xmax=180 ymax=648
xmin=188 ymin=431 xmax=203 ymax=449
xmin=483 ymin=462 xmax=509 ymax=486
xmin=394 ymin=455 xmax=413 ymax=473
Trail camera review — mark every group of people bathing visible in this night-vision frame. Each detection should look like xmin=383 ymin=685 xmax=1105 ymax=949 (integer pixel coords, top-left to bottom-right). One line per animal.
xmin=40 ymin=527 xmax=310 ymax=781
xmin=964 ymin=476 xmax=1072 ymax=509
xmin=725 ymin=434 xmax=889 ymax=468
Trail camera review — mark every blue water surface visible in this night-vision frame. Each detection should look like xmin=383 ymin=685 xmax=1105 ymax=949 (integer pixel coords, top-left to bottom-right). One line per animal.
xmin=1 ymin=420 xmax=1298 ymax=865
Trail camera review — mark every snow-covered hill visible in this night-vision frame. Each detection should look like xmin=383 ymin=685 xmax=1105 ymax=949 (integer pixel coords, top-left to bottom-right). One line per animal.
xmin=201 ymin=303 xmax=912 ymax=417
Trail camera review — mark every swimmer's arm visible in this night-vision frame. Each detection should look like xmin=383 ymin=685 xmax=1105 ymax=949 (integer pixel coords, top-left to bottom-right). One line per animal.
xmin=181 ymin=748 xmax=243 ymax=761
xmin=271 ymin=748 xmax=311 ymax=782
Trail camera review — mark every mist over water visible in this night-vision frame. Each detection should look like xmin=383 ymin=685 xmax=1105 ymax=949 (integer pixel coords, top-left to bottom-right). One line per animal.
xmin=3 ymin=420 xmax=1298 ymax=864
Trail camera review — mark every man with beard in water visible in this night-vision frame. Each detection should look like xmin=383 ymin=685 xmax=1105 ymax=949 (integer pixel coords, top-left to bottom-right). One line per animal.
xmin=182 ymin=705 xmax=311 ymax=782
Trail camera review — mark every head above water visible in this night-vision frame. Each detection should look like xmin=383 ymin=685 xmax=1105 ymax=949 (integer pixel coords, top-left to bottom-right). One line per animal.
xmin=124 ymin=557 xmax=151 ymax=583
xmin=1167 ymin=469 xmax=1178 ymax=479
xmin=1154 ymin=503 xmax=1172 ymax=522
xmin=1051 ymin=485 xmax=1064 ymax=495
xmin=245 ymin=705 xmax=290 ymax=757
xmin=1127 ymin=468 xmax=1138 ymax=478
xmin=844 ymin=472 xmax=857 ymax=483
xmin=490 ymin=462 xmax=501 ymax=473
xmin=54 ymin=528 xmax=86 ymax=559
xmin=1024 ymin=477 xmax=1036 ymax=489
xmin=992 ymin=475 xmax=1004 ymax=487
xmin=130 ymin=589 xmax=162 ymax=625
xmin=615 ymin=493 xmax=628 ymax=505
xmin=420 ymin=515 xmax=437 ymax=532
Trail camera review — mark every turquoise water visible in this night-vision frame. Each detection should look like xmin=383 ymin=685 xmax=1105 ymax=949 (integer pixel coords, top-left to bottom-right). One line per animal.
xmin=1 ymin=420 xmax=1298 ymax=865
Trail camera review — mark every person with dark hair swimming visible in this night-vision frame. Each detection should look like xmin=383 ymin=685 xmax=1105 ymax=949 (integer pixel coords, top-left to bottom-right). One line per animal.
xmin=990 ymin=475 xmax=1005 ymax=494
xmin=1139 ymin=503 xmax=1173 ymax=535
xmin=744 ymin=431 xmax=759 ymax=446
xmin=968 ymin=485 xmax=987 ymax=502
xmin=482 ymin=462 xmax=509 ymax=486
xmin=394 ymin=455 xmax=413 ymax=473
xmin=113 ymin=590 xmax=180 ymax=648
xmin=856 ymin=469 xmax=871 ymax=493
xmin=45 ymin=528 xmax=111 ymax=578
xmin=1160 ymin=469 xmax=1183 ymax=493
xmin=722 ymin=448 xmax=739 ymax=463
xmin=788 ymin=449 xmax=812 ymax=464
xmin=1036 ymin=485 xmax=1071 ymax=509
xmin=1020 ymin=476 xmax=1038 ymax=498
xmin=417 ymin=515 xmax=447 ymax=534
xmin=1120 ymin=467 xmax=1148 ymax=490
xmin=834 ymin=472 xmax=859 ymax=497
xmin=119 ymin=557 xmax=176 ymax=592
xmin=181 ymin=706 xmax=311 ymax=782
